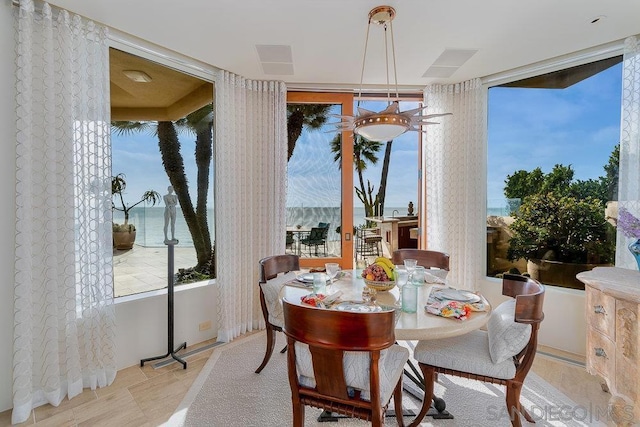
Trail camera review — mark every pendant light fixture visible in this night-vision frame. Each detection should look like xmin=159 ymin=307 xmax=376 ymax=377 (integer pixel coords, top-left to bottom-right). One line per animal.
xmin=332 ymin=5 xmax=451 ymax=142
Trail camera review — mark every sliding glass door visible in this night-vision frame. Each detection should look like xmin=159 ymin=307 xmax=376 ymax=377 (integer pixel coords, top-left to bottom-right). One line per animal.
xmin=286 ymin=92 xmax=354 ymax=269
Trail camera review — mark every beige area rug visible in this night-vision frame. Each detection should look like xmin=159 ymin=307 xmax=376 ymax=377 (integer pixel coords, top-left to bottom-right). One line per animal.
xmin=166 ymin=331 xmax=605 ymax=427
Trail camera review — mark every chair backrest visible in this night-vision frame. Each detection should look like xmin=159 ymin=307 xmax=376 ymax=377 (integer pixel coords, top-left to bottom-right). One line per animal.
xmin=502 ymin=273 xmax=545 ymax=325
xmin=282 ymin=299 xmax=396 ymax=412
xmin=305 ymin=227 xmax=326 ymax=242
xmin=286 ymin=231 xmax=294 ymax=244
xmin=501 ymin=274 xmax=545 ymax=382
xmin=392 ymin=249 xmax=450 ymax=270
xmin=259 ymin=254 xmax=300 ymax=282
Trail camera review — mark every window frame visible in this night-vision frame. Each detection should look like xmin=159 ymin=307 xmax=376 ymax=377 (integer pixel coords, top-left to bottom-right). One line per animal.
xmin=482 ymin=41 xmax=625 ymax=285
xmin=109 ymin=30 xmax=218 ymax=300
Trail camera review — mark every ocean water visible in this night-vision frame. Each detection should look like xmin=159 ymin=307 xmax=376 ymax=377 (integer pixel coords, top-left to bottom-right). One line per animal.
xmin=114 ymin=207 xmax=214 ymax=247
xmin=117 ymin=206 xmax=410 ymax=247
xmin=118 ymin=205 xmax=512 ymax=248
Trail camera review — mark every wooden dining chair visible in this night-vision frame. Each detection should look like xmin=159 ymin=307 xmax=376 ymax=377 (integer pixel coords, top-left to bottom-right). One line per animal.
xmin=255 ymin=254 xmax=300 ymax=374
xmin=282 ymin=299 xmax=409 ymax=427
xmin=408 ymin=274 xmax=545 ymax=427
xmin=392 ymin=249 xmax=450 ymax=271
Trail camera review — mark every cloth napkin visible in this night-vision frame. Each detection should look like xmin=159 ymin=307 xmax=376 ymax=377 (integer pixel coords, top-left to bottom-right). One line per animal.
xmin=423 ymin=270 xmax=447 ymax=284
xmin=424 ymin=288 xmax=487 ymax=321
xmin=300 ymin=291 xmax=343 ymax=308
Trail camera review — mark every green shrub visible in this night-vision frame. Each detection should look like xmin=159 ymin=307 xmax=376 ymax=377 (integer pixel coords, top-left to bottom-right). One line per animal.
xmin=507 ymin=192 xmax=615 ymax=264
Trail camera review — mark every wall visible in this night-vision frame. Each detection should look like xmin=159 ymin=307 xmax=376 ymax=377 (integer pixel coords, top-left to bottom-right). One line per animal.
xmin=478 ymin=278 xmax=586 ymax=356
xmin=115 ymin=283 xmax=218 ymax=369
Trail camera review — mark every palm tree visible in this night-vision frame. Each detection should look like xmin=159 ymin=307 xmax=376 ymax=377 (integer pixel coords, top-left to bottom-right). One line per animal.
xmin=330 ymin=133 xmax=392 ymax=220
xmin=287 ymin=104 xmax=332 ymax=161
xmin=111 ymin=103 xmax=214 ymax=275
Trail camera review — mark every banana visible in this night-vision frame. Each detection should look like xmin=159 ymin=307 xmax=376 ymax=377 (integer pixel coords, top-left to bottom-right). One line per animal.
xmin=374 ymin=259 xmax=394 ymax=280
xmin=375 ymin=257 xmax=395 ymax=270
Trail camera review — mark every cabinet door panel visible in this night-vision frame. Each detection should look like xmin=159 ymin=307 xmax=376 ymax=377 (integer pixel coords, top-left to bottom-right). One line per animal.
xmin=615 ymin=300 xmax=639 ymax=402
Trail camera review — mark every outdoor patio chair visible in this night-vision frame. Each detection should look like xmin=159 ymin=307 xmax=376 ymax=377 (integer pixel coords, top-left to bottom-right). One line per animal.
xmin=408 ymin=274 xmax=545 ymax=427
xmin=355 ymin=227 xmax=382 ymax=260
xmin=256 ymin=254 xmax=300 ymax=373
xmin=299 ymin=226 xmax=328 ymax=256
xmin=282 ymin=299 xmax=409 ymax=427
xmin=286 ymin=231 xmax=296 ymax=254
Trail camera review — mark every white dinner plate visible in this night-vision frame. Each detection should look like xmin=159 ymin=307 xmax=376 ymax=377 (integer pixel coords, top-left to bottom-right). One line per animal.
xmin=297 ymin=273 xmax=329 ymax=283
xmin=433 ymin=288 xmax=481 ymax=303
xmin=333 ymin=301 xmax=383 ymax=313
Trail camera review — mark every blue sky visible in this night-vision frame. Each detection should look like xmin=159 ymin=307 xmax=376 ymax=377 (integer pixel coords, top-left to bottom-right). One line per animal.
xmin=113 ymin=62 xmax=622 ymax=212
xmin=112 ymin=128 xmax=200 ymax=207
xmin=487 ymin=62 xmax=622 ymax=207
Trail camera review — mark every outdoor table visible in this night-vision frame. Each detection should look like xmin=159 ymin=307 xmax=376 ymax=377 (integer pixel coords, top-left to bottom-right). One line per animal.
xmin=286 ymin=226 xmax=312 ymax=255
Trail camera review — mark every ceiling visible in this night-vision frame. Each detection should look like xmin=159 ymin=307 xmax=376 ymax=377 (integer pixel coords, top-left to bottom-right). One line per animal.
xmin=110 ymin=48 xmax=213 ymax=121
xmin=48 ymin=0 xmax=640 ymax=91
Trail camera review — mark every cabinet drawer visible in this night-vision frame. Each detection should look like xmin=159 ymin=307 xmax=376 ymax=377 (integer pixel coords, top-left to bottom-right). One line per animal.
xmin=586 ymin=286 xmax=615 ymax=338
xmin=586 ymin=327 xmax=615 ymax=379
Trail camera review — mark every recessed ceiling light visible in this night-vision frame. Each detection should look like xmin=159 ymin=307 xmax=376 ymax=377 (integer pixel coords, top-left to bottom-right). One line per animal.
xmin=123 ymin=70 xmax=152 ymax=83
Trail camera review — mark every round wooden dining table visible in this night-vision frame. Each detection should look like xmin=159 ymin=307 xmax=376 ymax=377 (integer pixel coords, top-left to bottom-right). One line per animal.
xmin=283 ymin=269 xmax=491 ymax=340
xmin=283 ymin=269 xmax=492 ymax=421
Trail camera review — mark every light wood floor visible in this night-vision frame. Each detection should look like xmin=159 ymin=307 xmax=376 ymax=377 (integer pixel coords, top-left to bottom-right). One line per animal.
xmin=0 ymin=340 xmax=612 ymax=427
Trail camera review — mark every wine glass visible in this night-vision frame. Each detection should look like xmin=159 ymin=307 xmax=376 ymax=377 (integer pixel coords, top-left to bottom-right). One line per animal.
xmin=394 ymin=265 xmax=408 ymax=307
xmin=404 ymin=258 xmax=417 ymax=282
xmin=325 ymin=263 xmax=340 ymax=283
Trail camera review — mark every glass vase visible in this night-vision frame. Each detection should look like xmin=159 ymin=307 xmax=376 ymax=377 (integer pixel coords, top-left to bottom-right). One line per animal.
xmin=629 ymin=239 xmax=640 ymax=270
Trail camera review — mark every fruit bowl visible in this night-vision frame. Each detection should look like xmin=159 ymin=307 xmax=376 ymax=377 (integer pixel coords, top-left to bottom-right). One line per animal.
xmin=363 ymin=279 xmax=396 ymax=292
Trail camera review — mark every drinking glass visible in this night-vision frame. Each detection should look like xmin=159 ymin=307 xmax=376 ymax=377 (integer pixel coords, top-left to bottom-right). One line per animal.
xmin=401 ymin=283 xmax=418 ymax=313
xmin=325 ymin=263 xmax=340 ymax=283
xmin=394 ymin=266 xmax=408 ymax=307
xmin=312 ymin=273 xmax=326 ymax=295
xmin=412 ymin=266 xmax=426 ymax=286
xmin=395 ymin=266 xmax=408 ymax=287
xmin=404 ymin=258 xmax=418 ymax=282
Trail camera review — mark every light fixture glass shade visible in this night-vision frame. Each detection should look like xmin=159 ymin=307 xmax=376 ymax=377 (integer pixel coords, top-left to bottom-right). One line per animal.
xmin=355 ymin=123 xmax=408 ymax=141
xmin=123 ymin=70 xmax=153 ymax=83
xmin=354 ymin=112 xmax=411 ymax=141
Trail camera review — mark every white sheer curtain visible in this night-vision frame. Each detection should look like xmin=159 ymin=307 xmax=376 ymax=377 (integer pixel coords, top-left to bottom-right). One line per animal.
xmin=422 ymin=79 xmax=487 ymax=290
xmin=215 ymin=71 xmax=287 ymax=342
xmin=616 ymin=35 xmax=640 ymax=269
xmin=13 ymin=0 xmax=115 ymax=423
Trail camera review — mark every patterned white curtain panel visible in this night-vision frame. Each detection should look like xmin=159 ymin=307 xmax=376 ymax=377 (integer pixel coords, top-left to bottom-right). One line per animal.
xmin=616 ymin=36 xmax=640 ymax=269
xmin=423 ymin=79 xmax=488 ymax=290
xmin=13 ymin=0 xmax=115 ymax=423
xmin=214 ymin=71 xmax=287 ymax=342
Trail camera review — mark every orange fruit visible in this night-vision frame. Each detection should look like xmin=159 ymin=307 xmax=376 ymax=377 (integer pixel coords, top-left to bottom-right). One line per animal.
xmin=366 ymin=273 xmax=374 ymax=280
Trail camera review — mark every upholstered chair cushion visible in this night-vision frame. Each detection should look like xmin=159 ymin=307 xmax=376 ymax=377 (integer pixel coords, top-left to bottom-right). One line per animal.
xmin=487 ymin=299 xmax=532 ymax=364
xmin=259 ymin=272 xmax=297 ymax=328
xmin=294 ymin=342 xmax=409 ymax=404
xmin=413 ymin=330 xmax=517 ymax=379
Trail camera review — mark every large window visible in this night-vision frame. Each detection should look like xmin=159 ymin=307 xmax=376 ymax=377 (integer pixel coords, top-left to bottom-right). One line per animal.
xmin=486 ymin=57 xmax=622 ymax=289
xmin=110 ymin=48 xmax=215 ymax=297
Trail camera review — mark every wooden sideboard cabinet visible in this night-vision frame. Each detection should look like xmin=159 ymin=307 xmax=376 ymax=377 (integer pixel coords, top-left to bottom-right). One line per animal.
xmin=577 ymin=267 xmax=640 ymax=426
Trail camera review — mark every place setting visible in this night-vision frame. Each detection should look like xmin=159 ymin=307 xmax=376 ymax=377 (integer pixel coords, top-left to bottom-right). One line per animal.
xmin=425 ymin=286 xmax=488 ymax=321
